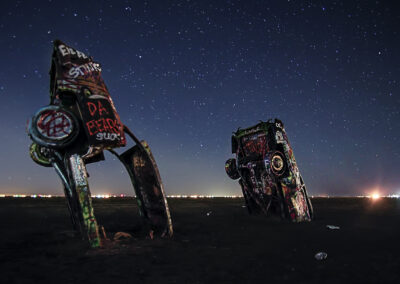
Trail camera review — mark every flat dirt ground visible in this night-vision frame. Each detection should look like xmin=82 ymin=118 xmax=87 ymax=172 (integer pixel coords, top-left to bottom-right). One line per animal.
xmin=0 ymin=197 xmax=399 ymax=283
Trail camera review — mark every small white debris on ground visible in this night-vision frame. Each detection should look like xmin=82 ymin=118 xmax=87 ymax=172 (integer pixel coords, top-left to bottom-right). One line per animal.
xmin=315 ymin=252 xmax=328 ymax=260
xmin=326 ymin=225 xmax=340 ymax=230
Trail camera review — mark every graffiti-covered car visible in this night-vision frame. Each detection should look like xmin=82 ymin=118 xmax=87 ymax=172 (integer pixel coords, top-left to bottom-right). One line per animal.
xmin=27 ymin=40 xmax=173 ymax=247
xmin=225 ymin=119 xmax=313 ymax=222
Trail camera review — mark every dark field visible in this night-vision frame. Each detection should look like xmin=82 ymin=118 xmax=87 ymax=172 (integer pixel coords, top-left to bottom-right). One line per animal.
xmin=1 ymin=197 xmax=399 ymax=283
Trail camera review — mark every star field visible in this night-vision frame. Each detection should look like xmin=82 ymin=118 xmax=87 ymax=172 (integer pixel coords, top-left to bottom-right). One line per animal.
xmin=0 ymin=0 xmax=399 ymax=196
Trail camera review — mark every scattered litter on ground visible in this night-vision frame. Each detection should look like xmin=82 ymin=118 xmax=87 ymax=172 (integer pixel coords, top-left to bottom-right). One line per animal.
xmin=113 ymin=232 xmax=132 ymax=241
xmin=326 ymin=225 xmax=340 ymax=230
xmin=315 ymin=252 xmax=328 ymax=260
xmin=149 ymin=230 xmax=154 ymax=240
xmin=206 ymin=211 xmax=212 ymax=216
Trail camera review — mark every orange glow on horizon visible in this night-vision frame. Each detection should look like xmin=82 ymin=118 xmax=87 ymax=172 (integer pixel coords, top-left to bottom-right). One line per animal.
xmin=371 ymin=193 xmax=380 ymax=200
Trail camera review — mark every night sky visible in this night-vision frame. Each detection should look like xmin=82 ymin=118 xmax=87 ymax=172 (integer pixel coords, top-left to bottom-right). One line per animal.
xmin=0 ymin=0 xmax=399 ymax=196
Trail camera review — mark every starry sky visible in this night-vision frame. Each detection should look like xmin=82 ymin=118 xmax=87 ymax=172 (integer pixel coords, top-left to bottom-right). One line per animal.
xmin=0 ymin=0 xmax=399 ymax=196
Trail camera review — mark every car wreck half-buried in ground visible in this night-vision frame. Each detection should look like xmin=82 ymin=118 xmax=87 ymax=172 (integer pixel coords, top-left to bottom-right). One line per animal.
xmin=27 ymin=40 xmax=173 ymax=247
xmin=225 ymin=119 xmax=314 ymax=222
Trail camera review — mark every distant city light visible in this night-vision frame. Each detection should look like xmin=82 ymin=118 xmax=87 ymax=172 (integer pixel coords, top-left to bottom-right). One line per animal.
xmin=167 ymin=195 xmax=241 ymax=198
xmin=94 ymin=194 xmax=111 ymax=199
xmin=1 ymin=193 xmax=399 ymax=199
xmin=92 ymin=194 xmax=129 ymax=198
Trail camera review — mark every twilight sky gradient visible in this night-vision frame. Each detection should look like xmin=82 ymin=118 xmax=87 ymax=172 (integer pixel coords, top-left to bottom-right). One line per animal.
xmin=0 ymin=0 xmax=399 ymax=196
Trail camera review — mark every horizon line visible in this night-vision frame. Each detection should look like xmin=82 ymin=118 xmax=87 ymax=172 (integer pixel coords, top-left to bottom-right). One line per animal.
xmin=1 ymin=193 xmax=399 ymax=199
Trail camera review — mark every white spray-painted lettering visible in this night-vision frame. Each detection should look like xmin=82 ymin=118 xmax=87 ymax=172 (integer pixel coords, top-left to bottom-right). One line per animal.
xmin=58 ymin=44 xmax=88 ymax=59
xmin=96 ymin=132 xmax=120 ymax=141
xmin=68 ymin=62 xmax=102 ymax=78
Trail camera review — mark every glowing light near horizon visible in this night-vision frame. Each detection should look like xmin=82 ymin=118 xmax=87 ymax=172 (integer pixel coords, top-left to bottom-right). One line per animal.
xmin=94 ymin=194 xmax=111 ymax=198
xmin=371 ymin=193 xmax=380 ymax=200
xmin=388 ymin=194 xmax=399 ymax=198
xmin=2 ymin=192 xmax=398 ymax=199
xmin=167 ymin=195 xmax=241 ymax=198
xmin=93 ymin=194 xmax=128 ymax=198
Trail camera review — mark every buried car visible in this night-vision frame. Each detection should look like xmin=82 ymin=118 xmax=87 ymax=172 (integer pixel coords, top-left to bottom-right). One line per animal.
xmin=225 ymin=119 xmax=313 ymax=222
xmin=27 ymin=40 xmax=172 ymax=247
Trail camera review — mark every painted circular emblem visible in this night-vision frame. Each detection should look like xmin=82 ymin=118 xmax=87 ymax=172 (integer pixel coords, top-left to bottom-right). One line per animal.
xmin=36 ymin=110 xmax=74 ymax=140
xmin=29 ymin=106 xmax=79 ymax=149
